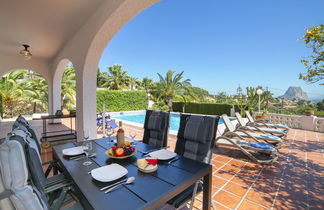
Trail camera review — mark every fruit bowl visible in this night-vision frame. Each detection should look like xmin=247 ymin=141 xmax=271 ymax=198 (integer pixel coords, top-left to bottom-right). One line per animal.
xmin=105 ymin=146 xmax=137 ymax=159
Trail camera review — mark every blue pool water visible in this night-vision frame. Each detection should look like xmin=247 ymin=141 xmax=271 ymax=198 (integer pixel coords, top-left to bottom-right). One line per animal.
xmin=112 ymin=112 xmax=224 ymax=131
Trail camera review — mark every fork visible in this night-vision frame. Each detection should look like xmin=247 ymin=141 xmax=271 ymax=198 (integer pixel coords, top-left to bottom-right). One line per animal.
xmin=167 ymin=156 xmax=180 ymax=165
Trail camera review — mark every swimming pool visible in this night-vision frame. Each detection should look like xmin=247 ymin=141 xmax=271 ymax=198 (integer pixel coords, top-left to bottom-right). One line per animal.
xmin=111 ymin=111 xmax=225 ymax=131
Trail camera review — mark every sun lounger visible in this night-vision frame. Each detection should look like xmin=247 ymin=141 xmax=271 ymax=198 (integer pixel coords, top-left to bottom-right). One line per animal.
xmin=235 ymin=112 xmax=287 ymax=138
xmin=222 ymin=114 xmax=283 ymax=148
xmin=215 ymin=133 xmax=278 ymax=164
xmin=245 ymin=111 xmax=289 ymax=131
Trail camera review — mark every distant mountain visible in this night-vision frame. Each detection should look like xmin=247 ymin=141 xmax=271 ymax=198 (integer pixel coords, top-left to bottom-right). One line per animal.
xmin=280 ymin=86 xmax=310 ymax=101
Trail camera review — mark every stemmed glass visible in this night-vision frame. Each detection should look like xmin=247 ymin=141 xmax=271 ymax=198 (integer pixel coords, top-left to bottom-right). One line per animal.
xmin=129 ymin=130 xmax=137 ymax=144
xmin=106 ymin=127 xmax=115 ymax=144
xmin=82 ymin=130 xmax=92 ymax=166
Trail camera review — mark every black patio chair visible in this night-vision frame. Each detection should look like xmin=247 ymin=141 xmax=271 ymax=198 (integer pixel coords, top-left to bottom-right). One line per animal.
xmin=142 ymin=110 xmax=170 ymax=148
xmin=12 ymin=116 xmax=62 ymax=177
xmin=0 ymin=133 xmax=83 ymax=210
xmin=167 ymin=113 xmax=219 ymax=210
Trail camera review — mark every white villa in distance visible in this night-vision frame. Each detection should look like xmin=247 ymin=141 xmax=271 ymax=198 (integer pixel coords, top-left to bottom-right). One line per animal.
xmin=0 ymin=0 xmax=160 ymax=140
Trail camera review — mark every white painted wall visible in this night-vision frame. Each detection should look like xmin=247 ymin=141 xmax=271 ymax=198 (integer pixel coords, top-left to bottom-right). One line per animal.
xmin=0 ymin=0 xmax=161 ymax=141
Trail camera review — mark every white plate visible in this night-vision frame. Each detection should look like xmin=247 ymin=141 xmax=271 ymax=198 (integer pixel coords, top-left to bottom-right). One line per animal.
xmin=62 ymin=146 xmax=84 ymax=156
xmin=91 ymin=164 xmax=128 ymax=182
xmin=148 ymin=149 xmax=177 ymax=160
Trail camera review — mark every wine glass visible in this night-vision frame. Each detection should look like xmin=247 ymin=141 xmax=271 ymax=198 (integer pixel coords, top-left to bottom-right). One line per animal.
xmin=82 ymin=130 xmax=92 ymax=166
xmin=129 ymin=130 xmax=137 ymax=144
xmin=106 ymin=127 xmax=115 ymax=144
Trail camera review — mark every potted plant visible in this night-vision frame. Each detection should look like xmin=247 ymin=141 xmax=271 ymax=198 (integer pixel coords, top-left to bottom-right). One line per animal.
xmin=255 ymin=109 xmax=268 ymax=120
xmin=304 ymin=109 xmax=314 ymax=116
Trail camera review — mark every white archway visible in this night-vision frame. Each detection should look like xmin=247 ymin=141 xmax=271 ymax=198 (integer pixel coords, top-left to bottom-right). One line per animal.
xmin=72 ymin=0 xmax=160 ymax=140
xmin=50 ymin=58 xmax=72 ymax=115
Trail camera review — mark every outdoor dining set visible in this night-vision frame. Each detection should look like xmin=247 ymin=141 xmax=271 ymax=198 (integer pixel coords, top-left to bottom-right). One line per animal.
xmin=0 ymin=109 xmax=288 ymax=210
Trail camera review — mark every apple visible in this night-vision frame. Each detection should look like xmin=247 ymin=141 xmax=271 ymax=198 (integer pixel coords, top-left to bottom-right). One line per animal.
xmin=115 ymin=148 xmax=125 ymax=157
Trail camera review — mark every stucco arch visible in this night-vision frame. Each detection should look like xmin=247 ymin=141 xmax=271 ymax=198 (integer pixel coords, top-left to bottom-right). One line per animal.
xmin=49 ymin=58 xmax=74 ymax=115
xmin=50 ymin=0 xmax=160 ymax=139
xmin=0 ymin=54 xmax=51 ymax=83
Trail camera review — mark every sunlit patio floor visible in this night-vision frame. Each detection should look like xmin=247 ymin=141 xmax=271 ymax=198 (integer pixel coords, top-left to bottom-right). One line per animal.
xmin=1 ymin=118 xmax=323 ymax=209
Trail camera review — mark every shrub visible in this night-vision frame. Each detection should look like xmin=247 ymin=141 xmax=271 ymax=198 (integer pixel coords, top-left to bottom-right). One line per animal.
xmin=172 ymin=102 xmax=238 ymax=115
xmin=315 ymin=111 xmax=324 ymax=117
xmin=0 ymin=95 xmax=2 ymax=118
xmin=96 ymin=89 xmax=147 ymax=112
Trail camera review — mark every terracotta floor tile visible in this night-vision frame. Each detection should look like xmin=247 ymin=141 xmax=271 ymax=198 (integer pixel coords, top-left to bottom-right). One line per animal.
xmin=245 ymin=190 xmax=274 ymax=208
xmin=212 ymin=176 xmax=228 ymax=188
xmin=215 ymin=155 xmax=232 ymax=163
xmin=211 ymin=160 xmax=225 ymax=171
xmin=215 ymin=169 xmax=236 ymax=180
xmin=252 ymin=179 xmax=280 ymax=195
xmin=228 ymin=159 xmax=246 ymax=168
xmin=213 ymin=190 xmax=241 ymax=209
xmin=213 ymin=201 xmax=231 ymax=210
xmin=231 ymin=175 xmax=255 ymax=187
xmin=273 ymin=194 xmax=308 ymax=210
xmin=238 ymin=200 xmax=267 ymax=210
xmin=223 ymin=182 xmax=248 ymax=197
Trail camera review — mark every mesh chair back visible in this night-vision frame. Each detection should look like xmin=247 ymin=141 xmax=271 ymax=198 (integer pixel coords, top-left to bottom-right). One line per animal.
xmin=175 ymin=114 xmax=219 ymax=164
xmin=142 ymin=110 xmax=170 ymax=148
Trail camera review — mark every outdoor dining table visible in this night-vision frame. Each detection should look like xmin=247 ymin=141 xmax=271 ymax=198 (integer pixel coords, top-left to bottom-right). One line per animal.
xmin=52 ymin=137 xmax=212 ymax=210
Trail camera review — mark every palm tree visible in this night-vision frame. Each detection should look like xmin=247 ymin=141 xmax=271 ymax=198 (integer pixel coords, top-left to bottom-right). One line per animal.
xmin=126 ymin=76 xmax=140 ymax=90
xmin=22 ymin=72 xmax=48 ymax=113
xmin=0 ymin=70 xmax=25 ymax=117
xmin=97 ymin=68 xmax=111 ymax=88
xmin=61 ymin=66 xmax=76 ymax=109
xmin=140 ymin=77 xmax=154 ymax=93
xmin=106 ymin=64 xmax=129 ymax=90
xmin=157 ymin=70 xmax=192 ymax=111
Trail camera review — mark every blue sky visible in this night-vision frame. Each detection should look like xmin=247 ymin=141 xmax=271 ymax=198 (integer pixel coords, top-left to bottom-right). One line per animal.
xmin=98 ymin=0 xmax=324 ymax=100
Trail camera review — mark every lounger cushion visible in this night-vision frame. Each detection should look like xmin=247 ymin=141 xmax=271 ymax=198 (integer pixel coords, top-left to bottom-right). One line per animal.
xmin=0 ymin=138 xmax=47 ymax=210
xmin=9 ymin=130 xmax=46 ymax=192
xmin=13 ymin=120 xmax=41 ymax=154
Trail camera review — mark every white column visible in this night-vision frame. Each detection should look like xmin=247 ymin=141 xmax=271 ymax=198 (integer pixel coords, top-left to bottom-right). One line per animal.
xmin=75 ymin=64 xmax=97 ymax=141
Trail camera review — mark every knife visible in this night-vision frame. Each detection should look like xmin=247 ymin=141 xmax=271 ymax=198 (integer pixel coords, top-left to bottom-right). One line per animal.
xmin=141 ymin=146 xmax=170 ymax=155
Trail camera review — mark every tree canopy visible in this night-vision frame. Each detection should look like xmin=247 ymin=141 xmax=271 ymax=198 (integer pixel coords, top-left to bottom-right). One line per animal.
xmin=299 ymin=24 xmax=324 ymax=85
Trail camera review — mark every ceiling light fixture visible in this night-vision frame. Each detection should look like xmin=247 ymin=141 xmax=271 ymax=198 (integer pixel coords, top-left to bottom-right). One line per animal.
xmin=20 ymin=44 xmax=32 ymax=60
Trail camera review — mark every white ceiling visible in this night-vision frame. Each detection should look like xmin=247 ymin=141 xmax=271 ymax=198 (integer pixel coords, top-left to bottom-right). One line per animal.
xmin=0 ymin=0 xmax=105 ymax=60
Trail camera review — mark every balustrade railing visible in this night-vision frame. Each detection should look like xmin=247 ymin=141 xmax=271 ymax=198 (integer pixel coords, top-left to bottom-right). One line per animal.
xmin=253 ymin=112 xmax=324 ymax=132
xmin=314 ymin=117 xmax=324 ymax=132
xmin=266 ymin=113 xmax=302 ymax=129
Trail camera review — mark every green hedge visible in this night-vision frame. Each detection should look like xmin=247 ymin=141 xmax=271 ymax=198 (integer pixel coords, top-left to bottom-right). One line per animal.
xmin=0 ymin=95 xmax=2 ymax=118
xmin=173 ymin=102 xmax=238 ymax=116
xmin=96 ymin=89 xmax=147 ymax=112
xmin=315 ymin=111 xmax=324 ymax=117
